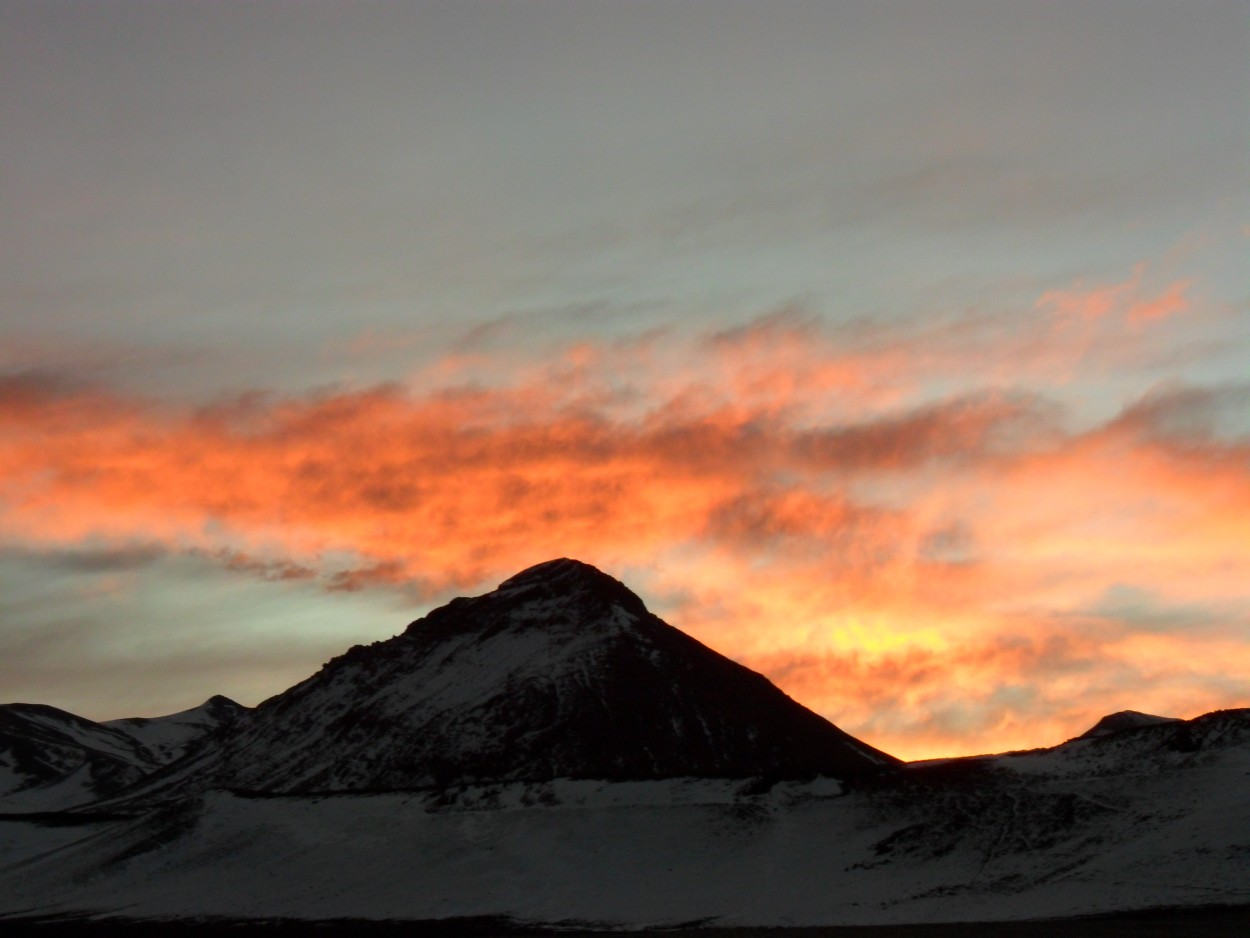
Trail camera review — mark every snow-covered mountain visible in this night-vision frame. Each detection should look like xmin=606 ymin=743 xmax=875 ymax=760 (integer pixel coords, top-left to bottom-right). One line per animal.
xmin=0 ymin=696 xmax=244 ymax=812
xmin=176 ymin=558 xmax=893 ymax=796
xmin=103 ymin=694 xmax=247 ymax=763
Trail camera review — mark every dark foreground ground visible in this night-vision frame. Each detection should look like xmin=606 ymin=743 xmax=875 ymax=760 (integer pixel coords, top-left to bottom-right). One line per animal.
xmin=3 ymin=906 xmax=1250 ymax=938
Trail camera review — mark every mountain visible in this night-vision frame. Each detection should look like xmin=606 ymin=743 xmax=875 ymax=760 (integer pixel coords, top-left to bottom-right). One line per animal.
xmin=0 ymin=704 xmax=158 ymax=812
xmin=0 ymin=696 xmax=244 ymax=812
xmin=191 ymin=558 xmax=895 ymax=795
xmin=103 ymin=694 xmax=247 ymax=763
xmin=1077 ymin=708 xmax=1181 ymax=739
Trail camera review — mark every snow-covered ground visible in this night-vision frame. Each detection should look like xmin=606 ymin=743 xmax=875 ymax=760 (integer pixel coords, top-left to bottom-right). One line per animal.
xmin=3 ymin=718 xmax=1247 ymax=928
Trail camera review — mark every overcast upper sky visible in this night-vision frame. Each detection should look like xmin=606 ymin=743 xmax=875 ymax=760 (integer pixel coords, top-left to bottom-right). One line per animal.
xmin=1 ymin=0 xmax=1247 ymax=759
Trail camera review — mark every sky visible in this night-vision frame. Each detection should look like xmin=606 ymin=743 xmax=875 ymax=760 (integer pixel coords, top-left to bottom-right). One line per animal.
xmin=1 ymin=0 xmax=1247 ymax=761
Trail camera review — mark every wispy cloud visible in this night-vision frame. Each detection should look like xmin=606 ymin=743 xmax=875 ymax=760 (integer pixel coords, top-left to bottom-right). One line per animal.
xmin=1036 ymin=263 xmax=1194 ymax=327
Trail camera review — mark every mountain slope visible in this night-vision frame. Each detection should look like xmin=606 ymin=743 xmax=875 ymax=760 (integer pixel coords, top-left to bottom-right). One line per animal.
xmin=104 ymin=695 xmax=247 ymax=763
xmin=198 ymin=558 xmax=896 ymax=794
xmin=0 ymin=704 xmax=158 ymax=812
xmin=0 ymin=697 xmax=245 ymax=812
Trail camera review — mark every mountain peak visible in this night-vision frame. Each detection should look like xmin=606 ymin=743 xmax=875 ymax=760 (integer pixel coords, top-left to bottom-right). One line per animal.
xmin=495 ymin=558 xmax=645 ymax=612
xmin=401 ymin=558 xmax=651 ymax=643
xmin=202 ymin=694 xmax=243 ymax=711
xmin=1078 ymin=709 xmax=1180 ymax=739
xmin=497 ymin=557 xmax=606 ymax=589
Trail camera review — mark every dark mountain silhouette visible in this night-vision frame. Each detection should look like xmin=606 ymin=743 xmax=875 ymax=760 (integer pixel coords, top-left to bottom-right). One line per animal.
xmin=1077 ymin=708 xmax=1180 ymax=739
xmin=203 ymin=558 xmax=897 ymax=793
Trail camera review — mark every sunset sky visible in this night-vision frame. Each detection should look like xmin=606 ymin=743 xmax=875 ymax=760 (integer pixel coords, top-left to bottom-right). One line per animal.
xmin=2 ymin=1 xmax=1247 ymax=760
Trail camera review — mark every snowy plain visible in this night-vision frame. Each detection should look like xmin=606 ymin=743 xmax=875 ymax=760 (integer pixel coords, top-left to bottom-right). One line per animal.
xmin=3 ymin=723 xmax=1248 ymax=929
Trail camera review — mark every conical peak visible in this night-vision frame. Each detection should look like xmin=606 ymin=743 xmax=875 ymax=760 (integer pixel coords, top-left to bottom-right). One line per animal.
xmin=401 ymin=559 xmax=651 ymax=644
xmin=497 ymin=558 xmax=608 ymax=590
xmin=494 ymin=558 xmax=650 ymax=620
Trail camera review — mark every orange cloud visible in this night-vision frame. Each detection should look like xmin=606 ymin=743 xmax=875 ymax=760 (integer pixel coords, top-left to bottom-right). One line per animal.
xmin=1127 ymin=279 xmax=1192 ymax=324
xmin=745 ymin=621 xmax=1250 ymax=761
xmin=1 ymin=303 xmax=1247 ymax=759
xmin=0 ymin=369 xmax=1062 ymax=595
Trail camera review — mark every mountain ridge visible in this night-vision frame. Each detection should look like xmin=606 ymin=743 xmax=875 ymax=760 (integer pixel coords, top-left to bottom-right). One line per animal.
xmin=2 ymin=558 xmax=1247 ymax=927
xmin=6 ymin=560 xmax=1234 ymax=813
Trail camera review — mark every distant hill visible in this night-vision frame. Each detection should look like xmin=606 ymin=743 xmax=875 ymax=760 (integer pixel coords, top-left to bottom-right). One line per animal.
xmin=0 ymin=696 xmax=244 ymax=812
xmin=1077 ymin=709 xmax=1181 ymax=739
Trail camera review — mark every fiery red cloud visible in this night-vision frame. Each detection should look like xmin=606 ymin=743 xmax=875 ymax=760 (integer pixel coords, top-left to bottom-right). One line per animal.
xmin=1 ymin=281 xmax=1246 ymax=759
